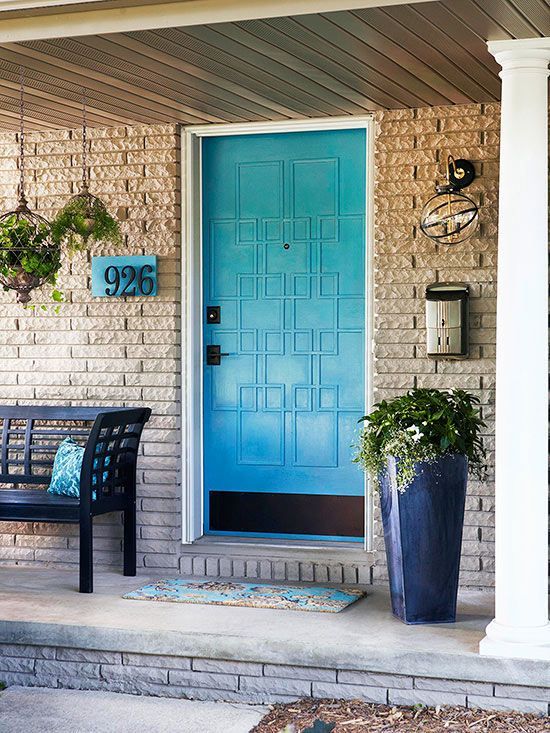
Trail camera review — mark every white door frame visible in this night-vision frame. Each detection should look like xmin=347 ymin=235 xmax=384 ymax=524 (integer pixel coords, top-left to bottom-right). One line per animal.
xmin=181 ymin=116 xmax=375 ymax=549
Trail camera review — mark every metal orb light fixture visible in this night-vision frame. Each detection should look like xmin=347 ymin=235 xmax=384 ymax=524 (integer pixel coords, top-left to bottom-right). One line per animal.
xmin=420 ymin=156 xmax=479 ymax=245
xmin=0 ymin=69 xmax=60 ymax=303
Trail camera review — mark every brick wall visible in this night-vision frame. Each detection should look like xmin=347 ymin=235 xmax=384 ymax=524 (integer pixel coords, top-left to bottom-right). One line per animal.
xmin=0 ymin=106 xmax=498 ymax=588
xmin=0 ymin=123 xmax=183 ymax=571
xmin=372 ymin=103 xmax=498 ymax=588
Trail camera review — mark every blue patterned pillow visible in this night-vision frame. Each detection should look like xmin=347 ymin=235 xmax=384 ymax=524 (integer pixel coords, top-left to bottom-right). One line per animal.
xmin=48 ymin=439 xmax=111 ymax=499
xmin=48 ymin=438 xmax=84 ymax=498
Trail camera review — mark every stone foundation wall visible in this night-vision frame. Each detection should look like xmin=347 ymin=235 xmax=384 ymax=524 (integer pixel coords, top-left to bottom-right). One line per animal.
xmin=0 ymin=643 xmax=547 ymax=715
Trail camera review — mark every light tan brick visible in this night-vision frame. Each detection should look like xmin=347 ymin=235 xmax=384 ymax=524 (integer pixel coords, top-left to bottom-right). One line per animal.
xmin=0 ymin=106 xmax=498 ymax=590
xmin=370 ymin=103 xmax=498 ymax=590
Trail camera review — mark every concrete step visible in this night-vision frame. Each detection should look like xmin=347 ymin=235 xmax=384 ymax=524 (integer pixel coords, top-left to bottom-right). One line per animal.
xmin=0 ymin=686 xmax=267 ymax=733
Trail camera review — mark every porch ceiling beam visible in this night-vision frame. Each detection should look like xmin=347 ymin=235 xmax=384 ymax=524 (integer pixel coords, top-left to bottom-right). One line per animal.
xmin=207 ymin=17 xmax=424 ymax=110
xmin=0 ymin=1 xmax=107 ymax=9
xmin=266 ymin=14 xmax=429 ymax=109
xmin=487 ymin=36 xmax=550 ymax=54
xmin=0 ymin=0 xmax=441 ymax=44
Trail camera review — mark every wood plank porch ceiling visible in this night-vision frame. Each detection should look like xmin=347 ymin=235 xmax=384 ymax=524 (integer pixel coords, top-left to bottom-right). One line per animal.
xmin=0 ymin=0 xmax=548 ymax=130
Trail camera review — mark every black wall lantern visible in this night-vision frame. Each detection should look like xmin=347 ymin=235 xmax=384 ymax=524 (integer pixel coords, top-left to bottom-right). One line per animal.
xmin=420 ymin=156 xmax=479 ymax=245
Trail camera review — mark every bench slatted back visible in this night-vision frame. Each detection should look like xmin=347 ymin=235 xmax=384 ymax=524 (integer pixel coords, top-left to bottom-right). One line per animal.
xmin=0 ymin=407 xmax=150 ymax=490
xmin=80 ymin=408 xmax=151 ymax=502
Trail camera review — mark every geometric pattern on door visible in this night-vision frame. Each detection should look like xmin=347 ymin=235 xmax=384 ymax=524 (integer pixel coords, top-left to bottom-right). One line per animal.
xmin=203 ymin=129 xmax=366 ymax=540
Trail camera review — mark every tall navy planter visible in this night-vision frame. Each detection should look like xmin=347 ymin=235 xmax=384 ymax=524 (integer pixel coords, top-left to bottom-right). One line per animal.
xmin=379 ymin=454 xmax=468 ymax=624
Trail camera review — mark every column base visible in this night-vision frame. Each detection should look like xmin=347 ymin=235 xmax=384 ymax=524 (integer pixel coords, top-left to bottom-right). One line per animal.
xmin=480 ymin=620 xmax=550 ymax=661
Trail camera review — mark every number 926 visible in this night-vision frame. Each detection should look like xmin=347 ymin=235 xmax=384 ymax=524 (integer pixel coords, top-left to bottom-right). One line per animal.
xmin=104 ymin=264 xmax=155 ymax=297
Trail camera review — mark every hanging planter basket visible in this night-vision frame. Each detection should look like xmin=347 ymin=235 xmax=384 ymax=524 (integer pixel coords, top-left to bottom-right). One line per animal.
xmin=0 ymin=199 xmax=62 ymax=304
xmin=0 ymin=205 xmax=61 ymax=304
xmin=0 ymin=69 xmax=61 ymax=305
xmin=51 ymin=92 xmax=122 ymax=251
xmin=51 ymin=183 xmax=122 ymax=251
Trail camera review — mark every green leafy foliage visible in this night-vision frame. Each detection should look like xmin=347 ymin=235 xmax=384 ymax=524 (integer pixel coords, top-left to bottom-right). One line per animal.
xmin=354 ymin=388 xmax=486 ymax=493
xmin=51 ymin=193 xmax=122 ymax=251
xmin=0 ymin=214 xmax=62 ymax=302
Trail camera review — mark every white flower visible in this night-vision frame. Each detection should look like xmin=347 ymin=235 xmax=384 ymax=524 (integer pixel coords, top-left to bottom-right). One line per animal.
xmin=406 ymin=425 xmax=424 ymax=442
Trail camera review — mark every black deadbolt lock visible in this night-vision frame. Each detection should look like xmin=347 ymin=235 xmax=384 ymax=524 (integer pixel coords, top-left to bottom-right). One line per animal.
xmin=206 ymin=306 xmax=221 ymax=324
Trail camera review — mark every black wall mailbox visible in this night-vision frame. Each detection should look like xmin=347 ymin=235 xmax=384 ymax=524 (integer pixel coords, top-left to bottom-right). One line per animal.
xmin=426 ymin=283 xmax=469 ymax=359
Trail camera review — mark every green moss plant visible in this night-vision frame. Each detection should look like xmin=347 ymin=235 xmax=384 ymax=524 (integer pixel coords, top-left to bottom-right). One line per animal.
xmin=51 ymin=192 xmax=122 ymax=251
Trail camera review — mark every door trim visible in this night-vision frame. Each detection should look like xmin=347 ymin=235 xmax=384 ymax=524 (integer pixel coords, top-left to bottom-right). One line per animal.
xmin=181 ymin=116 xmax=375 ymax=549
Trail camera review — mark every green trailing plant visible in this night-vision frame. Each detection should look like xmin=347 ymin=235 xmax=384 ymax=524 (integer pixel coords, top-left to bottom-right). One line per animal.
xmin=51 ymin=192 xmax=122 ymax=251
xmin=354 ymin=388 xmax=486 ymax=493
xmin=0 ymin=214 xmax=63 ymax=304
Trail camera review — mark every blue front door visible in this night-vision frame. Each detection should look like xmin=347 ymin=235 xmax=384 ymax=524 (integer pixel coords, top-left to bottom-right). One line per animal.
xmin=202 ymin=129 xmax=366 ymax=541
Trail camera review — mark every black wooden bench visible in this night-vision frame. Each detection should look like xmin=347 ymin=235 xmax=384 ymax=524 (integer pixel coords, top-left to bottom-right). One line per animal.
xmin=0 ymin=406 xmax=151 ymax=593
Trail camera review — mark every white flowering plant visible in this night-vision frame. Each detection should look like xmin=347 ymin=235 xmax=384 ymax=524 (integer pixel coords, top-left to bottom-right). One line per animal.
xmin=353 ymin=388 xmax=486 ymax=493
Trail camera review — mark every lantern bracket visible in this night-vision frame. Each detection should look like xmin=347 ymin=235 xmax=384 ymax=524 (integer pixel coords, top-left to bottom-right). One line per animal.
xmin=439 ymin=156 xmax=475 ymax=192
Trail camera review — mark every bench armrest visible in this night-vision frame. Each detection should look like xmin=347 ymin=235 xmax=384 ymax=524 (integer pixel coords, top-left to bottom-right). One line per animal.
xmin=79 ymin=408 xmax=151 ymax=506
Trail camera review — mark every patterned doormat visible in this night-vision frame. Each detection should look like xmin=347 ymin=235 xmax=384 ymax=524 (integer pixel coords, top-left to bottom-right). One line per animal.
xmin=123 ymin=579 xmax=365 ymax=613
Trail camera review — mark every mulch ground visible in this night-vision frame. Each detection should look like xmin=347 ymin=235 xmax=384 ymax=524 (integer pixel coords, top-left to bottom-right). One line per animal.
xmin=251 ymin=699 xmax=548 ymax=733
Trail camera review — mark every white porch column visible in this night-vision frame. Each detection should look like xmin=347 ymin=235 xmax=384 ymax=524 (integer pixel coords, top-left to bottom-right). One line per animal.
xmin=480 ymin=38 xmax=550 ymax=661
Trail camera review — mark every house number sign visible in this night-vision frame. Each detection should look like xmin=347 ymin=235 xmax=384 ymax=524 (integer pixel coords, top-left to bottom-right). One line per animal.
xmin=91 ymin=256 xmax=157 ymax=297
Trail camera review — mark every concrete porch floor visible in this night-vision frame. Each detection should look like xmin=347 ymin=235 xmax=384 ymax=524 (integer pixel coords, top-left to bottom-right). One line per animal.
xmin=1 ymin=567 xmax=492 ymax=672
xmin=0 ymin=568 xmax=548 ymax=713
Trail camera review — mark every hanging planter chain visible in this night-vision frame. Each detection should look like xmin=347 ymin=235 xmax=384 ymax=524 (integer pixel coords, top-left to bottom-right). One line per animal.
xmin=18 ymin=66 xmax=25 ymax=204
xmin=0 ymin=68 xmax=61 ymax=304
xmin=51 ymin=87 xmax=122 ymax=250
xmin=81 ymin=87 xmax=88 ymax=192
xmin=0 ymin=77 xmax=122 ymax=304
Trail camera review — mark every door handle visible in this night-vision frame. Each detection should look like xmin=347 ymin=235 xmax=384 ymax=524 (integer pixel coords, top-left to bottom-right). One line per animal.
xmin=206 ymin=344 xmax=229 ymax=366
